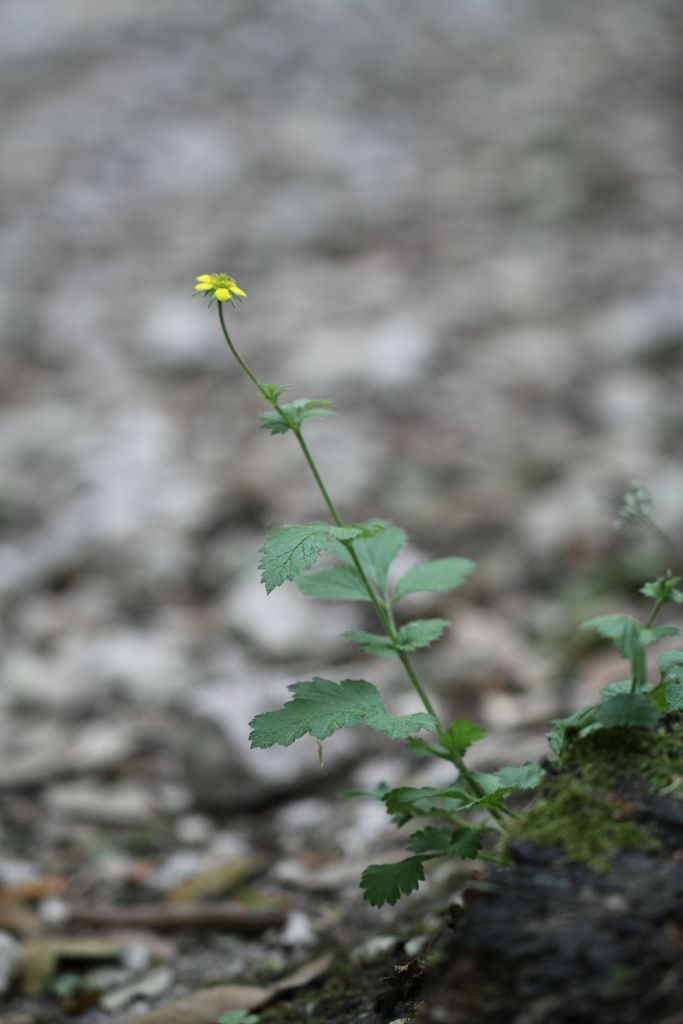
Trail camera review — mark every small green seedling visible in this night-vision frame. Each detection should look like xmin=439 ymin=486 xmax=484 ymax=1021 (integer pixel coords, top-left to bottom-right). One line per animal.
xmin=196 ymin=274 xmax=681 ymax=905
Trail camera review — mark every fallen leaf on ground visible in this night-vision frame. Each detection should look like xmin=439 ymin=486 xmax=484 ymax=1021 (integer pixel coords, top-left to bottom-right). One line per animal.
xmin=0 ymin=906 xmax=42 ymax=937
xmin=165 ymin=858 xmax=264 ymax=903
xmin=17 ymin=937 xmax=127 ymax=995
xmin=0 ymin=875 xmax=68 ymax=906
xmin=73 ymin=901 xmax=286 ymax=933
xmin=122 ymin=952 xmax=332 ymax=1024
xmin=100 ymin=965 xmax=175 ymax=1012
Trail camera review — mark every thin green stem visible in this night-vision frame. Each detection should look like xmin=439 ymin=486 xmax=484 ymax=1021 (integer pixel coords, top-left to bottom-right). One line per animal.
xmin=218 ymin=303 xmax=265 ymax=395
xmin=397 ymin=652 xmax=443 ymax=734
xmin=645 ymin=596 xmax=666 ymax=630
xmin=292 ymin=428 xmax=343 ymax=525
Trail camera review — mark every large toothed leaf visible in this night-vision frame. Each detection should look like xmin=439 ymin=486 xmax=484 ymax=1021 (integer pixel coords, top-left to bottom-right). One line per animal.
xmin=382 ymin=784 xmax=507 ymax=823
xmin=297 ymin=565 xmax=371 ymax=602
xmin=594 ymin=693 xmax=660 ymax=730
xmin=664 ymin=682 xmax=683 ymax=711
xmin=493 ymin=761 xmax=545 ymax=791
xmin=344 ymin=630 xmax=398 ymax=658
xmin=659 ymin=650 xmax=683 ymax=682
xmin=249 ymin=677 xmax=437 ymax=749
xmin=640 ymin=625 xmax=680 ymax=644
xmin=406 ymin=825 xmax=483 ymax=859
xmin=360 ymin=857 xmax=424 ymax=906
xmin=258 ymin=523 xmax=330 ymax=593
xmin=447 ymin=826 xmax=485 ymax=858
xmin=440 ymin=719 xmax=487 ymax=759
xmin=334 ymin=522 xmax=407 ymax=588
xmin=394 ymin=557 xmax=476 ymax=602
xmin=259 ymin=399 xmax=335 ymax=435
xmin=344 ymin=618 xmax=450 ymax=659
xmin=405 ymin=720 xmax=486 ymax=762
xmin=406 ymin=826 xmax=457 ymax=854
xmin=580 ymin=614 xmax=679 ymax=656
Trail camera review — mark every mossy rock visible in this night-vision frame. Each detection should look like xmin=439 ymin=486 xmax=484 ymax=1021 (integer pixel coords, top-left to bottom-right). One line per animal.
xmin=506 ymin=717 xmax=683 ymax=870
xmin=421 ymin=717 xmax=683 ymax=1024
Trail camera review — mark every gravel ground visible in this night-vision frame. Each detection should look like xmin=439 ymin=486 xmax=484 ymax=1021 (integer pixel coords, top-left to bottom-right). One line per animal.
xmin=1 ymin=1 xmax=682 ymax=1019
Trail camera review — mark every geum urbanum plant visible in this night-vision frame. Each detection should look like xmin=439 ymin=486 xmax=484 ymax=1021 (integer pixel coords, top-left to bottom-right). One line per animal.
xmin=195 ymin=273 xmax=683 ymax=906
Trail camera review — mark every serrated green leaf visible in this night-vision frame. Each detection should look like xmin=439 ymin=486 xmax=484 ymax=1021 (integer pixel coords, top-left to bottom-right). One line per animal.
xmin=469 ymin=769 xmax=507 ymax=793
xmin=640 ymin=575 xmax=683 ymax=605
xmin=258 ymin=523 xmax=330 ymax=593
xmin=383 ymin=785 xmax=468 ymax=822
xmin=448 ymin=826 xmax=485 ymax=859
xmin=218 ymin=1013 xmax=260 ymax=1024
xmin=406 ymin=825 xmax=483 ymax=859
xmin=648 ymin=683 xmax=668 ymax=711
xmin=658 ymin=650 xmax=683 ymax=680
xmin=259 ymin=398 xmax=335 ymax=435
xmin=334 ymin=522 xmax=406 ymax=587
xmin=640 ymin=580 xmax=661 ymax=600
xmin=406 ymin=826 xmax=457 ymax=854
xmin=259 ymin=410 xmax=293 ymax=435
xmin=640 ymin=625 xmax=681 ymax=645
xmin=396 ymin=618 xmax=450 ymax=651
xmin=600 ymin=679 xmax=636 ymax=698
xmin=258 ymin=383 xmax=288 ymax=402
xmin=547 ymin=706 xmax=596 ymax=753
xmin=297 ymin=565 xmax=371 ymax=602
xmin=493 ymin=761 xmax=545 ymax=791
xmin=344 ymin=619 xmax=449 ymax=658
xmin=580 ymin=613 xmax=636 ymax=640
xmin=581 ymin=614 xmax=679 ymax=657
xmin=580 ymin=614 xmax=639 ymax=657
xmin=344 ymin=629 xmax=398 ymax=658
xmin=249 ymin=677 xmax=437 ymax=749
xmin=665 ymin=681 xmax=683 ymax=711
xmin=394 ymin=557 xmax=476 ymax=602
xmin=594 ymin=693 xmax=660 ymax=730
xmin=547 ymin=728 xmax=564 ymax=756
xmin=383 ymin=783 xmax=506 ymax=822
xmin=360 ymin=857 xmax=425 ymax=906
xmin=441 ymin=719 xmax=487 ymax=759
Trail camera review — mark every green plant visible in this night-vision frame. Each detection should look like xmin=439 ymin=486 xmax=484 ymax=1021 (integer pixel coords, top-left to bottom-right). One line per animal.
xmin=217 ymin=1012 xmax=260 ymax=1024
xmin=196 ymin=274 xmax=682 ymax=905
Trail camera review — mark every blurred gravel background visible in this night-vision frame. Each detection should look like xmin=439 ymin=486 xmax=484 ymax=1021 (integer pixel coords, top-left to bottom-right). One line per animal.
xmin=1 ymin=0 xmax=683 ymax=1014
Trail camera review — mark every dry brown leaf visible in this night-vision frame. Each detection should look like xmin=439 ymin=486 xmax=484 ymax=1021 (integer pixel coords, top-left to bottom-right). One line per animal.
xmin=123 ymin=952 xmax=333 ymax=1024
xmin=0 ymin=875 xmax=68 ymax=907
xmin=0 ymin=906 xmax=42 ymax=937
xmin=17 ymin=937 xmax=126 ymax=995
xmin=270 ymin=952 xmax=333 ymax=995
xmin=121 ymin=984 xmax=270 ymax=1024
xmin=165 ymin=858 xmax=263 ymax=903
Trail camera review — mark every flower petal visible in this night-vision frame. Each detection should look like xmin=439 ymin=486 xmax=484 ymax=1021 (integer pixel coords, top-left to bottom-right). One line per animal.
xmin=196 ymin=274 xmax=213 ymax=283
xmin=231 ymin=286 xmax=247 ymax=298
xmin=194 ymin=283 xmax=213 ymax=291
xmin=214 ymin=288 xmax=230 ymax=302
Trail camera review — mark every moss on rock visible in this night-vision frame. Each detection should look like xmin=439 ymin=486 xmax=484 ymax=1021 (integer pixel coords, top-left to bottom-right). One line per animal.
xmin=507 ymin=718 xmax=683 ymax=870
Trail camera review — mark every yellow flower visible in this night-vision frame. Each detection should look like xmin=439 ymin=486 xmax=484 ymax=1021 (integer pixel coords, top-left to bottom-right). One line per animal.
xmin=194 ymin=273 xmax=247 ymax=304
